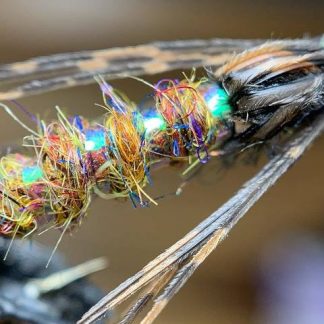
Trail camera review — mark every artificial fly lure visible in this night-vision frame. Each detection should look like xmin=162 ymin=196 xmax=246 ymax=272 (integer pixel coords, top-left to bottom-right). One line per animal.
xmin=0 ymin=40 xmax=323 ymax=263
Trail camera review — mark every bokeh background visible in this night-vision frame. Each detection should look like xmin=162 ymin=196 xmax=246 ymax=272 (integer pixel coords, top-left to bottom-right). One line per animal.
xmin=0 ymin=1 xmax=323 ymax=323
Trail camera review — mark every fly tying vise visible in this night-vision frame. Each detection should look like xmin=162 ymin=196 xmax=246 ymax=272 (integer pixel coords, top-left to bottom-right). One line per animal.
xmin=0 ymin=40 xmax=322 ymax=256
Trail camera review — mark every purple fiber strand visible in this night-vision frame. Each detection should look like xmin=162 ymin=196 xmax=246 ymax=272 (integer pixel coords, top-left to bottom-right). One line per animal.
xmin=197 ymin=146 xmax=209 ymax=163
xmin=100 ymin=81 xmax=124 ymax=114
xmin=10 ymin=100 xmax=38 ymax=123
xmin=190 ymin=116 xmax=204 ymax=144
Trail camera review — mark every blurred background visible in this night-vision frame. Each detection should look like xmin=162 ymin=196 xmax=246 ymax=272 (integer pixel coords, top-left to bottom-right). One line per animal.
xmin=0 ymin=1 xmax=323 ymax=323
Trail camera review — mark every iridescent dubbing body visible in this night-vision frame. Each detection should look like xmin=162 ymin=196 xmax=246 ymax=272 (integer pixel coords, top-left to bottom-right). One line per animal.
xmin=0 ymin=77 xmax=232 ymax=239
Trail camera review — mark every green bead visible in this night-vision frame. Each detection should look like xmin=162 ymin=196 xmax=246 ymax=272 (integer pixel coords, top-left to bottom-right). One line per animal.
xmin=204 ymin=85 xmax=232 ymax=119
xmin=22 ymin=165 xmax=43 ymax=184
xmin=143 ymin=113 xmax=166 ymax=133
xmin=84 ymin=129 xmax=106 ymax=151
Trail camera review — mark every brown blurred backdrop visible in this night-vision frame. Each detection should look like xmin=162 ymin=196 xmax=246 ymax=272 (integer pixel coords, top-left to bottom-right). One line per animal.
xmin=0 ymin=1 xmax=323 ymax=323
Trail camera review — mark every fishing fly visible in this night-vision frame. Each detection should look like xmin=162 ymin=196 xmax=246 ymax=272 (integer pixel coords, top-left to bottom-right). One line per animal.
xmin=0 ymin=39 xmax=323 ymax=265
